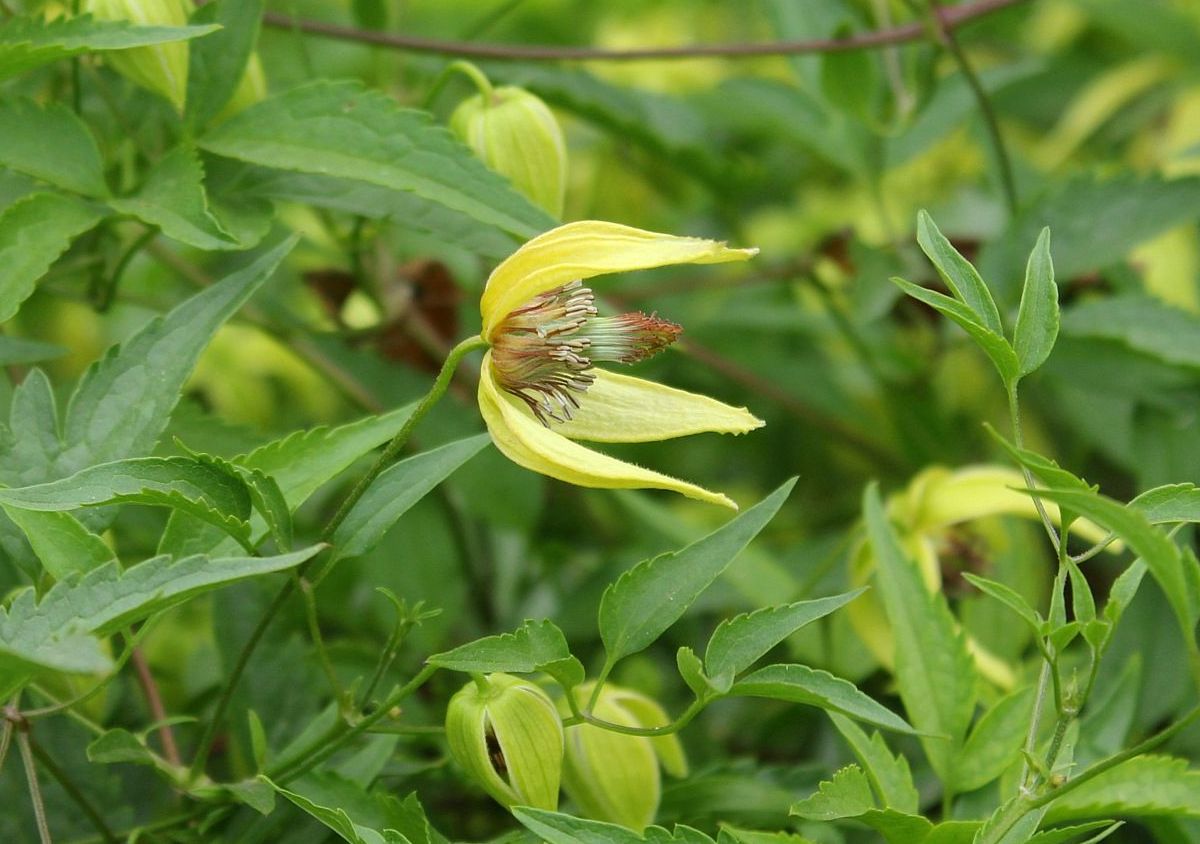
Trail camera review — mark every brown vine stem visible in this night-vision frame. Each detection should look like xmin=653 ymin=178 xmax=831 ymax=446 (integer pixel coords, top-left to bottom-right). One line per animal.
xmin=130 ymin=645 xmax=181 ymax=767
xmin=261 ymin=0 xmax=1027 ymax=62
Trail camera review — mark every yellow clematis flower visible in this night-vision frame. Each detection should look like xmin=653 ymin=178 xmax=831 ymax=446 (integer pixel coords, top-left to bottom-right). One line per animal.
xmin=477 ymin=221 xmax=764 ymax=510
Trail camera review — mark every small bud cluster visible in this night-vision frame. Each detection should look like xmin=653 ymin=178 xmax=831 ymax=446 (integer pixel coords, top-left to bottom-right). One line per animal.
xmin=491 ymin=282 xmax=682 ymax=425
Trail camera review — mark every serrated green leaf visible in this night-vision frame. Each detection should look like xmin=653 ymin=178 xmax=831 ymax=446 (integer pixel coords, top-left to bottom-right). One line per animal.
xmin=1014 ymin=227 xmax=1059 ymax=377
xmin=704 ymin=589 xmax=865 ymax=686
xmin=1031 ymin=488 xmax=1198 ymax=659
xmin=0 ymin=336 xmax=65 ymax=366
xmin=0 ymin=369 xmax=61 ymax=488
xmin=915 ymin=210 xmax=1003 ymax=335
xmin=791 ymin=765 xmax=875 ymax=820
xmin=953 ymin=686 xmax=1035 ymax=792
xmin=511 ymin=807 xmax=658 ymax=844
xmin=110 ymin=145 xmax=239 ymax=250
xmin=729 ymin=664 xmax=914 ymax=734
xmin=828 ymin=713 xmax=919 ymax=813
xmin=599 ymin=479 xmax=795 ymax=666
xmin=790 ymin=765 xmax=933 ymax=844
xmin=60 ymin=237 xmax=296 ymax=477
xmin=863 ymin=483 xmax=976 ymax=782
xmin=427 ymin=618 xmax=584 ymax=690
xmin=0 ymin=545 xmax=321 ymax=697
xmin=232 ymin=167 xmax=520 ymax=261
xmin=1044 ymin=755 xmax=1200 ymax=824
xmin=174 ymin=444 xmax=293 ymax=552
xmin=1065 ymin=559 xmax=1096 ymax=626
xmin=0 ymin=97 xmax=107 ymax=197
xmin=0 ymin=192 xmax=105 ymax=323
xmin=0 ymin=13 xmax=218 ymax=81
xmin=87 ymin=728 xmax=163 ymax=767
xmin=261 ymin=775 xmax=402 ymax=844
xmin=0 ymin=456 xmax=254 ymax=549
xmin=717 ymin=829 xmax=817 ymax=844
xmin=185 ymin=0 xmax=265 ymax=129
xmin=331 ymin=434 xmax=490 ymax=562
xmin=677 ymin=645 xmax=720 ymax=697
xmin=1129 ymin=484 xmax=1200 ymax=524
xmin=891 ymin=275 xmax=1019 ymax=386
xmin=1028 ymin=821 xmax=1121 ymax=844
xmin=199 ymin=80 xmax=555 ymax=239
xmin=159 ymin=403 xmax=418 ymax=558
xmin=962 ymin=573 xmax=1044 ymax=639
xmin=1 ymin=506 xmax=114 ymax=580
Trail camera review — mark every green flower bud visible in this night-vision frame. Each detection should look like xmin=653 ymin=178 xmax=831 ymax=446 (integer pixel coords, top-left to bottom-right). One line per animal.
xmin=214 ymin=52 xmax=268 ymax=124
xmin=450 ymin=74 xmax=567 ymax=219
xmin=445 ymin=673 xmax=564 ymax=810
xmin=560 ymin=683 xmax=688 ymax=831
xmin=83 ymin=0 xmax=192 ymax=112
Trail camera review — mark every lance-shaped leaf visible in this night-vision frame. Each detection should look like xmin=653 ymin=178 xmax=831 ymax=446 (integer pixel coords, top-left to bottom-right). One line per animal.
xmin=1013 ymin=227 xmax=1059 ymax=377
xmin=598 ymin=479 xmax=795 ymax=666
xmin=1 ymin=507 xmax=115 ymax=580
xmin=185 ymin=0 xmax=265 ymax=128
xmin=863 ymin=483 xmax=977 ymax=783
xmin=0 ymin=13 xmax=218 ymax=81
xmin=0 ymin=192 xmax=106 ymax=323
xmin=0 ymin=97 xmax=107 ymax=197
xmin=790 ymin=765 xmax=935 ymax=843
xmin=0 ymin=546 xmax=321 ymax=697
xmin=729 ymin=664 xmax=915 ymax=734
xmin=199 ymin=80 xmax=555 ymax=239
xmin=428 ymin=618 xmax=584 ymax=691
xmin=915 ymin=210 xmax=1003 ymax=335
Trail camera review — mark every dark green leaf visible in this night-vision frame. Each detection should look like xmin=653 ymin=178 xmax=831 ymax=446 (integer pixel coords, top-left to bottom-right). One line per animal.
xmin=828 ymin=713 xmax=919 ymax=813
xmin=0 ymin=336 xmax=65 ymax=366
xmin=109 ymin=145 xmax=239 ymax=250
xmin=427 ymin=618 xmax=584 ymax=690
xmin=185 ymin=0 xmax=265 ymax=129
xmin=1014 ymin=227 xmax=1059 ymax=376
xmin=1130 ymin=484 xmax=1200 ymax=524
xmin=915 ymin=210 xmax=1003 ymax=335
xmin=0 ymin=545 xmax=321 ymax=697
xmin=790 ymin=765 xmax=933 ymax=843
xmin=0 ymin=192 xmax=105 ymax=323
xmin=1043 ymin=755 xmax=1200 ymax=824
xmin=0 ymin=13 xmax=218 ymax=81
xmin=331 ymin=434 xmax=490 ymax=562
xmin=0 ymin=97 xmax=107 ymax=196
xmin=730 ymin=664 xmax=915 ymax=734
xmin=953 ymin=686 xmax=1035 ymax=792
xmin=598 ymin=479 xmax=795 ymax=665
xmin=863 ymin=483 xmax=977 ymax=782
xmin=962 ymin=573 xmax=1044 ymax=639
xmin=61 ymin=237 xmax=296 ymax=475
xmin=199 ymin=80 xmax=555 ymax=239
xmin=1028 ymin=822 xmax=1122 ymax=844
xmin=1062 ymin=295 xmax=1200 ymax=371
xmin=704 ymin=589 xmax=865 ymax=686
xmin=1 ymin=506 xmax=114 ymax=580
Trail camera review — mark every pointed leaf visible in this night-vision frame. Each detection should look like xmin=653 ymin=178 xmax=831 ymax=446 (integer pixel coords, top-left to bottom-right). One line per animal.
xmin=199 ymin=80 xmax=555 ymax=239
xmin=110 ymin=145 xmax=239 ymax=249
xmin=1 ymin=506 xmax=115 ymax=580
xmin=599 ymin=479 xmax=795 ymax=665
xmin=962 ymin=573 xmax=1043 ymax=640
xmin=1043 ymin=755 xmax=1200 ymax=824
xmin=1014 ymin=227 xmax=1059 ymax=376
xmin=915 ymin=210 xmax=1003 ymax=335
xmin=953 ymin=686 xmax=1035 ymax=792
xmin=331 ymin=434 xmax=490 ymax=562
xmin=428 ymin=618 xmax=584 ymax=690
xmin=704 ymin=589 xmax=865 ymax=685
xmin=863 ymin=483 xmax=976 ymax=782
xmin=730 ymin=664 xmax=914 ymax=734
xmin=0 ymin=192 xmax=105 ymax=323
xmin=184 ymin=0 xmax=265 ymax=129
xmin=828 ymin=713 xmax=919 ymax=813
xmin=0 ymin=97 xmax=107 ymax=196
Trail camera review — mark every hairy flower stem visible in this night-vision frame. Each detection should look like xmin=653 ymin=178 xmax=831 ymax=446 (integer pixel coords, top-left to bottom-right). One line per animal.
xmin=189 ymin=336 xmax=487 ymax=782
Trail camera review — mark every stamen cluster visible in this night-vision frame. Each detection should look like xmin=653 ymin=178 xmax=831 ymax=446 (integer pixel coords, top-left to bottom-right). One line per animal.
xmin=491 ymin=281 xmax=682 ymax=424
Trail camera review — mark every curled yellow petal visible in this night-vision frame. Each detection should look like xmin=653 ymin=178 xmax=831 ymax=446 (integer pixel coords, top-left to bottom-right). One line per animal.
xmin=479 ymin=359 xmax=737 ymax=509
xmin=480 ymin=221 xmax=757 ymax=338
xmin=545 ymin=369 xmax=762 ymax=443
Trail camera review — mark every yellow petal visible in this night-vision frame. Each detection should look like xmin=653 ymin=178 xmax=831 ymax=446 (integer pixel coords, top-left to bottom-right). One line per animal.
xmin=479 ymin=359 xmax=736 ymax=509
xmin=540 ymin=369 xmax=763 ymax=443
xmin=480 ymin=221 xmax=757 ymax=338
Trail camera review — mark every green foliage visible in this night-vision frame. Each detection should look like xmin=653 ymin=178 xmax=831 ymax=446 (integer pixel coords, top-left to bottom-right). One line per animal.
xmin=3 ymin=3 xmax=1200 ymax=841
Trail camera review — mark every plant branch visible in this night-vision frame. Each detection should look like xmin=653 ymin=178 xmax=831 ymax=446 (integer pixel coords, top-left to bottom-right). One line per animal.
xmin=17 ymin=727 xmax=52 ymax=844
xmin=189 ymin=337 xmax=485 ymax=781
xmin=261 ymin=0 xmax=1027 ymax=62
xmin=28 ymin=737 xmax=118 ymax=844
xmin=131 ymin=645 xmax=181 ymax=767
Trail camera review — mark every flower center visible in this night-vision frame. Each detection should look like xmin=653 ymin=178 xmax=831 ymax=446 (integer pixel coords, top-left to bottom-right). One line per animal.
xmin=490 ymin=281 xmax=682 ymax=425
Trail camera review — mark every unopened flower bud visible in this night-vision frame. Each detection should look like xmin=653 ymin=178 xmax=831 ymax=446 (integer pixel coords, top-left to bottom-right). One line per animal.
xmin=83 ymin=0 xmax=192 ymax=112
xmin=560 ymin=683 xmax=687 ymax=831
xmin=450 ymin=69 xmax=567 ymax=219
xmin=445 ymin=673 xmax=563 ymax=810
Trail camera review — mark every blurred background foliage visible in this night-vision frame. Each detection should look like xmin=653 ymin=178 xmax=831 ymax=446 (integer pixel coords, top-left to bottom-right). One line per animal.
xmin=3 ymin=0 xmax=1200 ymax=841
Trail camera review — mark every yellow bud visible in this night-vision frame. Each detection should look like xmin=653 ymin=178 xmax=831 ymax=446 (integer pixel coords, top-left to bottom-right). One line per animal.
xmin=559 ymin=683 xmax=687 ymax=831
xmin=450 ymin=81 xmax=567 ymax=219
xmin=83 ymin=0 xmax=192 ymax=112
xmin=444 ymin=673 xmax=563 ymax=811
